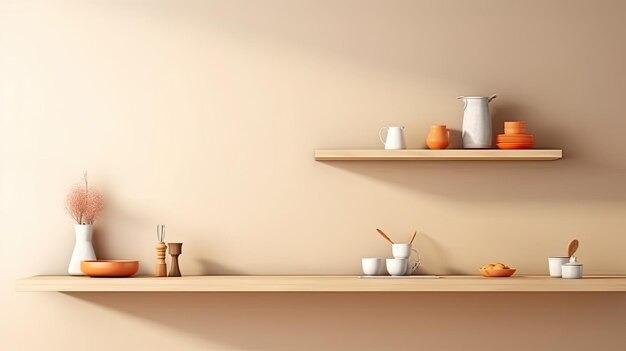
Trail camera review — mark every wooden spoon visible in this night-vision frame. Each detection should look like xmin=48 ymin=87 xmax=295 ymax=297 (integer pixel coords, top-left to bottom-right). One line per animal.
xmin=409 ymin=230 xmax=417 ymax=245
xmin=375 ymin=229 xmax=394 ymax=244
xmin=567 ymin=239 xmax=579 ymax=257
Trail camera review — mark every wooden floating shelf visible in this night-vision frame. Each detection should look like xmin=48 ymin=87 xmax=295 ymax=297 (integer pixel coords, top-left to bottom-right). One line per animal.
xmin=314 ymin=149 xmax=563 ymax=161
xmin=15 ymin=275 xmax=626 ymax=292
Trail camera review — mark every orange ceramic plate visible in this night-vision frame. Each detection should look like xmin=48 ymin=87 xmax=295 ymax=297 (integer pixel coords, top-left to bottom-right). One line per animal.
xmin=497 ymin=133 xmax=534 ymax=137
xmin=496 ymin=135 xmax=534 ymax=140
xmin=497 ymin=139 xmax=534 ymax=144
xmin=479 ymin=268 xmax=516 ymax=277
xmin=80 ymin=260 xmax=139 ymax=277
xmin=497 ymin=143 xmax=533 ymax=149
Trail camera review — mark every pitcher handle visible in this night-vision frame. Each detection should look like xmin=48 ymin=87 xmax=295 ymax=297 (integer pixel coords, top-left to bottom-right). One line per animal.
xmin=457 ymin=96 xmax=468 ymax=110
xmin=488 ymin=94 xmax=497 ymax=103
xmin=409 ymin=249 xmax=421 ymax=274
xmin=379 ymin=127 xmax=388 ymax=146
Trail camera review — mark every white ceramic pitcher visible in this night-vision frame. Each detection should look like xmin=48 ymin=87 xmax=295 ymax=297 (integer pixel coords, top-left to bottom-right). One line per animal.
xmin=458 ymin=95 xmax=497 ymax=148
xmin=379 ymin=126 xmax=406 ymax=150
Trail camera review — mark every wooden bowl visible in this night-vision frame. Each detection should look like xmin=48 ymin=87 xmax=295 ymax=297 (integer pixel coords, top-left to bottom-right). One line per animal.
xmin=80 ymin=260 xmax=139 ymax=277
xmin=480 ymin=268 xmax=516 ymax=277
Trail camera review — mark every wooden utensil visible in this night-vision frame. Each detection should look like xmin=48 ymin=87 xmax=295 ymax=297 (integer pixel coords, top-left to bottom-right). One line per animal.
xmin=168 ymin=242 xmax=183 ymax=277
xmin=155 ymin=242 xmax=167 ymax=277
xmin=409 ymin=231 xmax=417 ymax=245
xmin=155 ymin=225 xmax=167 ymax=277
xmin=375 ymin=229 xmax=394 ymax=244
xmin=567 ymin=239 xmax=579 ymax=257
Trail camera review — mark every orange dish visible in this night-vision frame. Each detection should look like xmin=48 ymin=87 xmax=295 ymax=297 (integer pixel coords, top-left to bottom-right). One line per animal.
xmin=80 ymin=260 xmax=139 ymax=277
xmin=497 ymin=137 xmax=534 ymax=143
xmin=480 ymin=268 xmax=517 ymax=277
xmin=497 ymin=134 xmax=534 ymax=140
xmin=497 ymin=143 xmax=534 ymax=149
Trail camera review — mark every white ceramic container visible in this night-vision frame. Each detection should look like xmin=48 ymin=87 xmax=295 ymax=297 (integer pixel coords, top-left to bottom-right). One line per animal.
xmin=361 ymin=258 xmax=382 ymax=276
xmin=561 ymin=257 xmax=583 ymax=279
xmin=68 ymin=224 xmax=97 ymax=275
xmin=391 ymin=243 xmax=421 ymax=275
xmin=548 ymin=256 xmax=570 ymax=277
xmin=458 ymin=95 xmax=497 ymax=148
xmin=386 ymin=258 xmax=408 ymax=276
xmin=391 ymin=243 xmax=412 ymax=258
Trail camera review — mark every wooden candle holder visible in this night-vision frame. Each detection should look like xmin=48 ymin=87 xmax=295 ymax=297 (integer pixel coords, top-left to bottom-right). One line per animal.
xmin=155 ymin=242 xmax=167 ymax=277
xmin=168 ymin=242 xmax=183 ymax=277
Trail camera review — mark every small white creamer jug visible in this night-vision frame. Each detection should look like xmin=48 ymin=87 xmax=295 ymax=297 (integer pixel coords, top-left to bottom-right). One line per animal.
xmin=379 ymin=126 xmax=406 ymax=150
xmin=458 ymin=95 xmax=497 ymax=148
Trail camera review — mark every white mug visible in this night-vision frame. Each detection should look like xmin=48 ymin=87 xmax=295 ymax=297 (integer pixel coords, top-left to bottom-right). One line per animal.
xmin=386 ymin=258 xmax=408 ymax=276
xmin=548 ymin=257 xmax=569 ymax=277
xmin=361 ymin=258 xmax=382 ymax=276
xmin=391 ymin=243 xmax=421 ymax=275
xmin=379 ymin=126 xmax=406 ymax=150
xmin=392 ymin=243 xmax=412 ymax=258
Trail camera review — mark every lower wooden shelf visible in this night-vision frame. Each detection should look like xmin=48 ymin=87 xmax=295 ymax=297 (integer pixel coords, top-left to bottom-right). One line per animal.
xmin=15 ymin=275 xmax=626 ymax=292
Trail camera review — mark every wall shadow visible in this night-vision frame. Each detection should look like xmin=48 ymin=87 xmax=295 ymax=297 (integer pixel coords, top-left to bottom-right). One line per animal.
xmin=196 ymin=258 xmax=242 ymax=275
xmin=319 ymin=160 xmax=626 ymax=202
xmin=67 ymin=292 xmax=626 ymax=351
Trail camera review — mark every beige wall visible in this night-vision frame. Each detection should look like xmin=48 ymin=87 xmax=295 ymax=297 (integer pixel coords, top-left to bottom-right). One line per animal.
xmin=1 ymin=1 xmax=625 ymax=350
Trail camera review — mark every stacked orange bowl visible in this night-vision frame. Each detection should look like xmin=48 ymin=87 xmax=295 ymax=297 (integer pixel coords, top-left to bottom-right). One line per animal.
xmin=496 ymin=121 xmax=534 ymax=149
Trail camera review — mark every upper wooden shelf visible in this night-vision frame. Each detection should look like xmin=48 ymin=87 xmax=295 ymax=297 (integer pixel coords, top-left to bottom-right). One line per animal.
xmin=15 ymin=275 xmax=626 ymax=292
xmin=314 ymin=149 xmax=562 ymax=161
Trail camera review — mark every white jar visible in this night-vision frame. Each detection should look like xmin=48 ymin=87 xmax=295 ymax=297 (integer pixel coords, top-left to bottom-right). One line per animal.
xmin=561 ymin=258 xmax=583 ymax=279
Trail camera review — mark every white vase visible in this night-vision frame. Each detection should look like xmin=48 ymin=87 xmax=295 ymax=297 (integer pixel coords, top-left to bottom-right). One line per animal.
xmin=68 ymin=224 xmax=97 ymax=275
xmin=458 ymin=94 xmax=497 ymax=148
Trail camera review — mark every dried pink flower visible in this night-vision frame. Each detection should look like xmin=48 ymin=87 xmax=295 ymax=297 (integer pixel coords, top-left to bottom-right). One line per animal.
xmin=65 ymin=172 xmax=104 ymax=225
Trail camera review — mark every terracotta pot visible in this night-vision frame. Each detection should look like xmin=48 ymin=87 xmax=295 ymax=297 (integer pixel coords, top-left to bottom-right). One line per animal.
xmin=426 ymin=125 xmax=450 ymax=150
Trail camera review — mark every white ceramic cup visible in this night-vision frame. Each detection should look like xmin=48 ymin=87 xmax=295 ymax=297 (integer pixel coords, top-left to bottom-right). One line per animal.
xmin=392 ymin=243 xmax=411 ymax=258
xmin=379 ymin=126 xmax=406 ymax=150
xmin=391 ymin=243 xmax=421 ymax=275
xmin=548 ymin=257 xmax=570 ymax=277
xmin=386 ymin=258 xmax=408 ymax=276
xmin=361 ymin=258 xmax=382 ymax=276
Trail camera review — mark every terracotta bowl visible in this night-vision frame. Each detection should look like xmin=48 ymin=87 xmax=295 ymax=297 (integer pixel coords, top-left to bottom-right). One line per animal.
xmin=505 ymin=128 xmax=527 ymax=135
xmin=480 ymin=268 xmax=516 ymax=277
xmin=80 ymin=260 xmax=139 ymax=277
xmin=504 ymin=121 xmax=526 ymax=128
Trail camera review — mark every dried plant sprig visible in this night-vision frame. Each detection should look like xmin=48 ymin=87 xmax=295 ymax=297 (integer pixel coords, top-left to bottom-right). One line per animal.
xmin=65 ymin=172 xmax=104 ymax=225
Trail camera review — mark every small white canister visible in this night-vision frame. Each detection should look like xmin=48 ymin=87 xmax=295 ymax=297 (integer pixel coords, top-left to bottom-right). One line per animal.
xmin=561 ymin=257 xmax=583 ymax=279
